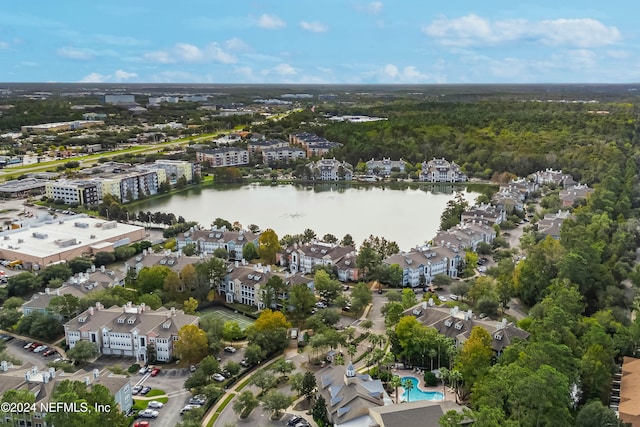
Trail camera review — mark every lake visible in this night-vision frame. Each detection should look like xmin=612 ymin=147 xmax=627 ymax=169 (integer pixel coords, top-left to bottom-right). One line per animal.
xmin=132 ymin=183 xmax=481 ymax=251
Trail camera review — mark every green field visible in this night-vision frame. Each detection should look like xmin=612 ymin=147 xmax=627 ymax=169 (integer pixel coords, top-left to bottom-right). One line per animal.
xmin=200 ymin=307 xmax=255 ymax=330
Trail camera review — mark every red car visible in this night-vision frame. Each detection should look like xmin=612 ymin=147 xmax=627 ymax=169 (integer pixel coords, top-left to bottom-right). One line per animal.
xmin=28 ymin=343 xmax=42 ymax=351
xmin=133 ymin=421 xmax=150 ymax=427
xmin=150 ymin=367 xmax=161 ymax=377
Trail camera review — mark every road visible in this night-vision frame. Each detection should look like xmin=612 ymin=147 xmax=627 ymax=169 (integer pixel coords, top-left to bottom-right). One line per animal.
xmin=130 ymin=368 xmax=192 ymax=427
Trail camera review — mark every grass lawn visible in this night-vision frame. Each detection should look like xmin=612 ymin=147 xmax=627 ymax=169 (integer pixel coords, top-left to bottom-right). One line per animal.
xmin=206 ymin=393 xmax=235 ymax=427
xmin=146 ymin=389 xmax=166 ymax=397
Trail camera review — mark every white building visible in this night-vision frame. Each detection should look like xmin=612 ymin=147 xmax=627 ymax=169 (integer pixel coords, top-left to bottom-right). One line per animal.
xmin=306 ymin=158 xmax=353 ymax=181
xmin=419 ymin=158 xmax=467 ymax=182
xmin=196 ymin=147 xmax=250 ymax=168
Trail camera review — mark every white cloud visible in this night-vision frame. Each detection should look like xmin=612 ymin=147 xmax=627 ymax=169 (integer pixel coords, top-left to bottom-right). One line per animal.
xmin=57 ymin=47 xmax=95 ymax=60
xmin=423 ymin=14 xmax=621 ymax=48
xmin=0 ymin=41 xmax=9 ymax=49
xmin=263 ymin=63 xmax=297 ymax=76
xmin=257 ymin=14 xmax=286 ymax=30
xmin=374 ymin=64 xmax=434 ymax=83
xmin=224 ymin=38 xmax=249 ymax=52
xmin=113 ymin=69 xmax=138 ymax=81
xmin=78 ymin=69 xmax=138 ymax=83
xmin=143 ymin=41 xmax=236 ymax=64
xmin=355 ymin=1 xmax=383 ymax=15
xmin=79 ymin=72 xmax=107 ymax=83
xmin=300 ymin=21 xmax=328 ymax=33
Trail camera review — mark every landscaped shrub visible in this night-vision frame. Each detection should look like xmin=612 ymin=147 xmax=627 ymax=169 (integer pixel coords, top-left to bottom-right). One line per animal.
xmin=128 ymin=363 xmax=141 ymax=374
xmin=424 ymin=371 xmax=437 ymax=386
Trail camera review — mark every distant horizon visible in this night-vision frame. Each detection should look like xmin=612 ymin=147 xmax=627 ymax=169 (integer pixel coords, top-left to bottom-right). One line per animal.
xmin=1 ymin=1 xmax=639 ymax=84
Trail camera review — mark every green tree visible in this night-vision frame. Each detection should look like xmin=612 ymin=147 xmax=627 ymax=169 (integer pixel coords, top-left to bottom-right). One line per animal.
xmin=68 ymin=256 xmax=94 ymax=274
xmin=225 ymin=361 xmax=241 ymax=377
xmin=39 ymin=263 xmax=73 ymax=285
xmin=48 ymin=294 xmax=80 ymax=319
xmin=251 ymin=369 xmax=275 ymax=395
xmin=440 ymin=192 xmax=469 ymax=230
xmin=183 ymin=296 xmax=199 ymax=315
xmin=137 ymin=293 xmax=162 ymax=310
xmin=244 ymin=344 xmax=264 ymax=365
xmin=174 ymin=325 xmax=209 ymax=364
xmin=67 ymin=341 xmax=99 ymax=364
xmin=94 ymin=251 xmax=115 ymax=267
xmin=455 ymin=326 xmax=493 ymax=390
xmin=301 ymin=371 xmax=317 ymax=404
xmin=258 ymin=228 xmax=281 ymax=265
xmin=270 ymin=359 xmax=295 ymax=377
xmin=401 ymin=288 xmax=418 ymax=309
xmin=314 ymin=270 xmax=342 ymax=303
xmin=341 ymin=234 xmax=354 ymax=246
xmin=136 ymin=265 xmax=172 ymax=294
xmin=350 ymin=282 xmax=372 ymax=313
xmin=289 ymin=283 xmax=316 ymax=322
xmin=312 ymin=394 xmax=329 ymax=425
xmin=432 ymin=273 xmax=452 ymax=288
xmin=7 ymin=272 xmax=41 ymax=297
xmin=242 ymin=242 xmax=258 ymax=261
xmin=575 ymin=400 xmax=628 ymax=427
xmin=262 ymin=390 xmax=291 ymax=419
xmin=222 ymin=321 xmax=243 ymax=342
xmin=17 ymin=311 xmax=64 ymax=341
xmin=45 ymin=380 xmax=128 ymax=427
xmin=356 ymin=241 xmax=380 ymax=282
xmin=233 ymin=390 xmax=259 ymax=419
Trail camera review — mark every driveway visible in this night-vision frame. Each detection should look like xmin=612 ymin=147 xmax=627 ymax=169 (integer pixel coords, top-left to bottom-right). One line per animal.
xmin=4 ymin=337 xmax=60 ymax=368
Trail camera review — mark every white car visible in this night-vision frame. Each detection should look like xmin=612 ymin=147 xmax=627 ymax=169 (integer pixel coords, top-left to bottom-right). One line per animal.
xmin=138 ymin=366 xmax=150 ymax=375
xmin=23 ymin=342 xmax=33 ymax=349
xmin=449 ymin=294 xmax=458 ymax=301
xmin=438 ymin=295 xmax=447 ymax=302
xmin=138 ymin=409 xmax=159 ymax=418
xmin=223 ymin=346 xmax=236 ymax=353
xmin=33 ymin=346 xmax=47 ymax=353
xmin=147 ymin=401 xmax=163 ymax=409
xmin=212 ymin=373 xmax=226 ymax=382
xmin=180 ymin=404 xmax=202 ymax=415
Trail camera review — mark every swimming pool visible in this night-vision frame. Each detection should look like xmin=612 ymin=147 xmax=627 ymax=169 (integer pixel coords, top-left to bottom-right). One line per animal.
xmin=400 ymin=376 xmax=444 ymax=402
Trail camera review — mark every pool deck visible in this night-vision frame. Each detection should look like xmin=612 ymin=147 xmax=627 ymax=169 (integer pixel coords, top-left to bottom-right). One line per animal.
xmin=393 ymin=368 xmax=456 ymax=404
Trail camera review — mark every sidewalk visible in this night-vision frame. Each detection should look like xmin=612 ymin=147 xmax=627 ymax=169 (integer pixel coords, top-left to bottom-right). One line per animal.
xmin=285 ymin=396 xmax=319 ymax=427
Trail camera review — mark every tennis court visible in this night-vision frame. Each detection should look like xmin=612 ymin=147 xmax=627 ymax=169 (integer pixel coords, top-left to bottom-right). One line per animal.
xmin=199 ymin=306 xmax=255 ymax=330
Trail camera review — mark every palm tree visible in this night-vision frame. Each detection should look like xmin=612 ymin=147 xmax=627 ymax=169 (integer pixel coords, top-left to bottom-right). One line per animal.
xmin=429 ymin=348 xmax=438 ymax=371
xmin=402 ymin=378 xmax=414 ymax=403
xmin=448 ymin=369 xmax=463 ymax=403
xmin=390 ymin=375 xmax=402 ymax=404
xmin=347 ymin=345 xmax=357 ymax=362
xmin=368 ymin=333 xmax=382 ymax=349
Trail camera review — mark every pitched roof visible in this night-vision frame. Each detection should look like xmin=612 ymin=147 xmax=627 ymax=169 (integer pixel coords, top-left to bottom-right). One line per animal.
xmin=370 ymin=400 xmax=470 ymax=427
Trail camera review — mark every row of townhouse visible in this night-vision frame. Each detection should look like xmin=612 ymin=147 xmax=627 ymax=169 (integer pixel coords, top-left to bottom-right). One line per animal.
xmin=276 ymin=241 xmax=359 ymax=281
xmin=196 ymin=147 xmax=250 ymax=168
xmin=64 ymin=302 xmax=198 ymax=364
xmin=45 ymin=160 xmax=196 ymax=204
xmin=289 ymin=132 xmax=343 ymax=157
xmin=0 ymin=364 xmax=133 ymax=426
xmin=219 ymin=262 xmax=314 ymax=310
xmin=419 ymin=158 xmax=467 ymax=182
xmin=175 ymin=226 xmax=260 ymax=260
xmin=529 ymin=168 xmax=576 ymax=188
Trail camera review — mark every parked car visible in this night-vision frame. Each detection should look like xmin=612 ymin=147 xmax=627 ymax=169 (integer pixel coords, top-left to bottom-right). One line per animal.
xmin=449 ymin=294 xmax=458 ymax=301
xmin=33 ymin=346 xmax=47 ymax=353
xmin=150 ymin=367 xmax=161 ymax=377
xmin=28 ymin=342 xmax=41 ymax=351
xmin=189 ymin=395 xmax=206 ymax=405
xmin=180 ymin=404 xmax=202 ymax=415
xmin=23 ymin=342 xmax=34 ymax=349
xmin=212 ymin=373 xmax=226 ymax=382
xmin=223 ymin=346 xmax=236 ymax=353
xmin=189 ymin=365 xmax=197 ymax=373
xmin=138 ymin=409 xmax=159 ymax=418
xmin=133 ymin=421 xmax=150 ymax=427
xmin=438 ymin=295 xmax=447 ymax=302
xmin=287 ymin=415 xmax=302 ymax=426
xmin=42 ymin=349 xmax=57 ymax=357
xmin=138 ymin=366 xmax=150 ymax=375
xmin=315 ymin=302 xmax=327 ymax=309
xmin=147 ymin=401 xmax=163 ymax=409
xmin=140 ymin=386 xmax=152 ymax=395
xmin=132 ymin=385 xmax=143 ymax=395
xmin=240 ymin=359 xmax=250 ymax=367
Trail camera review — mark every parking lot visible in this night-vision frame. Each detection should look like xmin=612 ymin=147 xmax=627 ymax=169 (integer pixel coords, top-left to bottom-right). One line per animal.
xmin=3 ymin=337 xmax=62 ymax=368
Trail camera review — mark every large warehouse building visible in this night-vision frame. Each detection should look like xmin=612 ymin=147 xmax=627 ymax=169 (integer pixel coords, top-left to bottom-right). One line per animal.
xmin=0 ymin=215 xmax=146 ymax=267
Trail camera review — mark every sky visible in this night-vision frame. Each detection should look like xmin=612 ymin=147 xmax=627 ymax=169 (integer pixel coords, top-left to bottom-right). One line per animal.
xmin=0 ymin=1 xmax=638 ymax=84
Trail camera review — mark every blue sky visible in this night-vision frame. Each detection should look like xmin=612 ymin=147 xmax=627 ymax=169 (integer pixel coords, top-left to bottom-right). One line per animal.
xmin=0 ymin=1 xmax=637 ymax=84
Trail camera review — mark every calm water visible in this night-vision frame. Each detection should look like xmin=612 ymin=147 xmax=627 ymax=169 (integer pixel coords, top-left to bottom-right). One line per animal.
xmin=133 ymin=183 xmax=480 ymax=251
xmin=401 ymin=376 xmax=444 ymax=402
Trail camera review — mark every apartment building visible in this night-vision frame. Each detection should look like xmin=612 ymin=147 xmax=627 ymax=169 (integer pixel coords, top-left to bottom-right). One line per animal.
xmin=305 ymin=158 xmax=353 ymax=181
xmin=64 ymin=302 xmax=198 ymax=363
xmin=196 ymin=147 xmax=250 ymax=168
xmin=366 ymin=158 xmax=407 ymax=176
xmin=176 ymin=226 xmax=260 ymax=260
xmin=139 ymin=159 xmax=194 ymax=184
xmin=278 ymin=241 xmax=356 ymax=277
xmin=262 ymin=146 xmax=307 ymax=164
xmin=419 ymin=158 xmax=467 ymax=182
xmin=45 ymin=180 xmax=100 ymax=205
